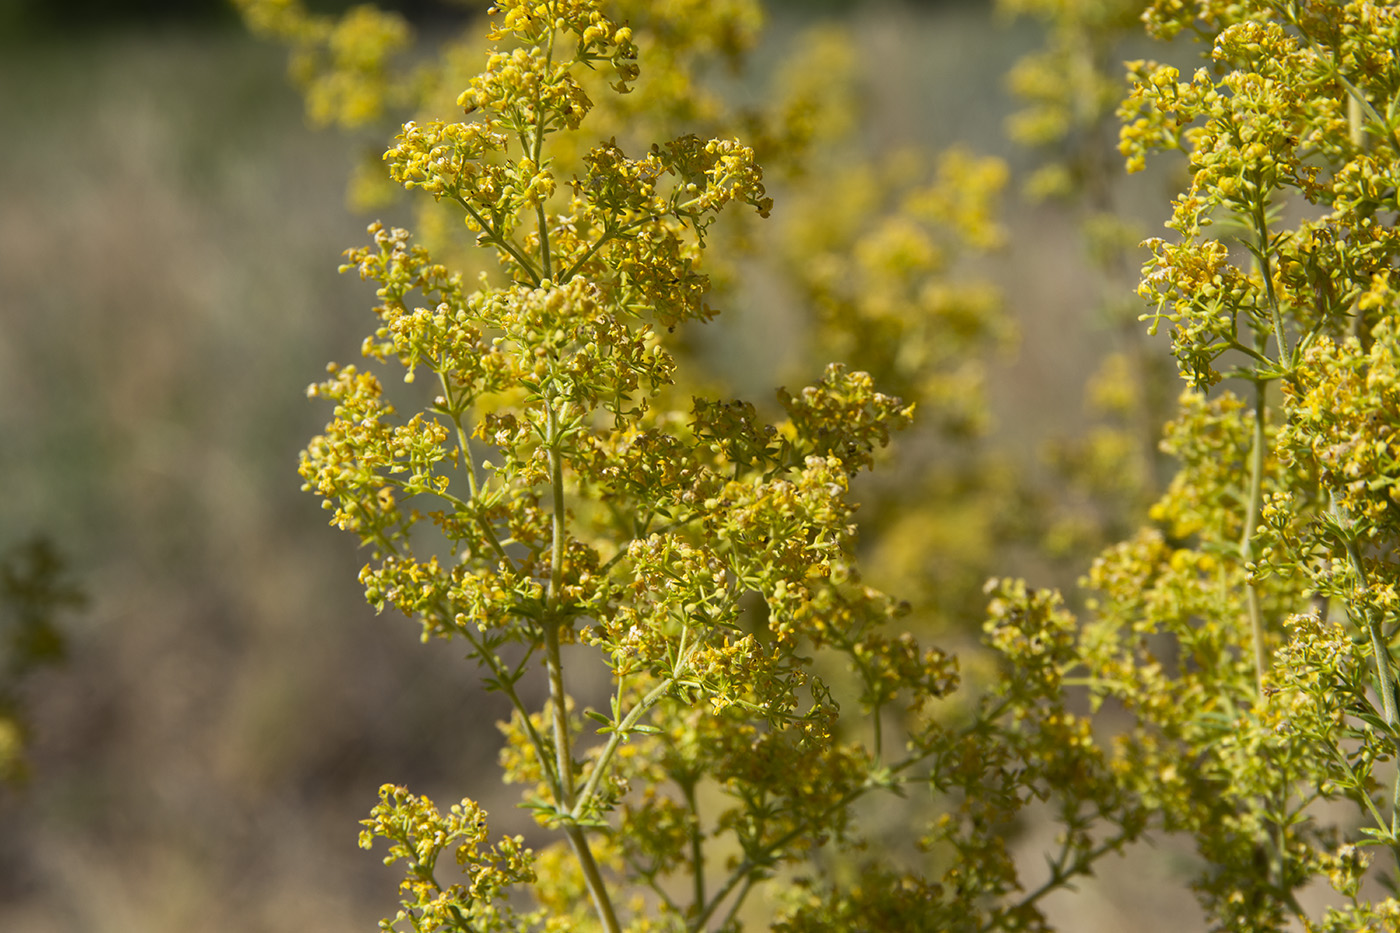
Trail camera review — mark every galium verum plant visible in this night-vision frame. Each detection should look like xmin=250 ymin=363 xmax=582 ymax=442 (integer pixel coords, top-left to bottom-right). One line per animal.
xmin=1015 ymin=0 xmax=1400 ymax=927
xmin=297 ymin=2 xmax=1153 ymax=930
xmin=299 ymin=3 xmax=895 ymax=928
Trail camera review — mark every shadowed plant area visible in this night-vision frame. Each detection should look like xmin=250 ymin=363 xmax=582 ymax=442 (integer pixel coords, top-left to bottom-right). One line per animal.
xmin=6 ymin=0 xmax=1400 ymax=931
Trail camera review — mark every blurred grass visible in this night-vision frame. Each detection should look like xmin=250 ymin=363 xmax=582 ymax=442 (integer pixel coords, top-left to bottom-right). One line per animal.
xmin=0 ymin=28 xmax=521 ymax=931
xmin=0 ymin=7 xmax=1195 ymax=932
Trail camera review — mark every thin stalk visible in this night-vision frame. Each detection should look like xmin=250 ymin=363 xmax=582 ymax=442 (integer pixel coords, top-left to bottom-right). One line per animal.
xmin=563 ymin=825 xmax=623 ymax=933
xmin=570 ymin=673 xmax=681 ymax=820
xmin=1269 ymin=753 xmax=1288 ymax=902
xmin=1252 ymin=196 xmax=1291 ymax=367
xmin=541 ymin=392 xmax=620 ymax=933
xmin=1332 ymin=498 xmax=1400 ymax=870
xmin=436 ymin=375 xmax=483 ymax=497
xmin=714 ymin=875 xmax=755 ymax=931
xmin=451 ymin=192 xmax=542 ymax=285
xmin=1239 ymin=174 xmax=1286 ymax=697
xmin=440 ymin=374 xmax=511 ymax=564
xmin=981 ymin=834 xmax=1126 ymax=933
xmin=544 ymin=399 xmax=575 ymax=804
xmin=1348 ymin=93 xmax=1372 ymax=345
xmin=448 ymin=611 xmax=553 ymax=775
xmin=1341 ymin=534 xmax=1399 ymax=730
xmin=680 ymin=777 xmax=706 ymax=912
xmin=533 ymin=14 xmax=556 ymax=280
xmin=689 ymin=753 xmax=926 ymax=932
xmin=560 ymin=225 xmax=618 ymax=283
xmin=563 ymin=208 xmax=687 ymax=284
xmin=1242 ymin=379 xmax=1268 ymax=698
xmin=872 ymin=700 xmax=884 ymax=761
xmin=596 ymin=514 xmax=703 ymax=575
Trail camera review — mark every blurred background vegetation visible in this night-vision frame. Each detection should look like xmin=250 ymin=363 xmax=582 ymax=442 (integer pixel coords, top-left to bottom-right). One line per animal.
xmin=0 ymin=0 xmax=1193 ymax=929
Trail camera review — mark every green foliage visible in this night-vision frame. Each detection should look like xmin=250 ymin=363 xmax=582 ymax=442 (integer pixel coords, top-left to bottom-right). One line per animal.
xmin=247 ymin=0 xmax=1400 ymax=929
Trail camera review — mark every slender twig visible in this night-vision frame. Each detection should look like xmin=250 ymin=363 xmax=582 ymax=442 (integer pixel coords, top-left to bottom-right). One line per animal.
xmin=1341 ymin=531 xmax=1399 ymax=729
xmin=449 ymin=610 xmax=559 ymax=791
xmin=451 ymin=192 xmax=542 ymax=285
xmin=560 ymin=225 xmax=619 ymax=282
xmin=1242 ymin=378 xmax=1269 ymax=699
xmin=563 ymin=824 xmax=623 ymax=933
xmin=571 ymin=672 xmax=684 ymax=821
xmin=543 ymin=398 xmax=577 ymax=807
xmin=713 ymin=874 xmax=755 ymax=932
xmin=689 ymin=753 xmax=928 ymax=932
xmin=533 ymin=17 xmax=555 ymax=281
xmin=679 ymin=776 xmax=706 ymax=912
xmin=980 ymin=833 xmax=1128 ymax=933
xmin=1251 ymin=193 xmax=1291 ymax=368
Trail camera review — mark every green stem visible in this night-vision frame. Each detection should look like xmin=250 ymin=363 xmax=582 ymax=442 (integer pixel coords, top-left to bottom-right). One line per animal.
xmin=1347 ymin=92 xmax=1372 ymax=345
xmin=1331 ymin=498 xmax=1400 ymax=869
xmin=449 ymin=612 xmax=555 ymax=778
xmin=559 ymin=209 xmax=677 ymax=286
xmin=533 ymin=14 xmax=555 ymax=280
xmin=560 ymin=226 xmax=619 ymax=283
xmin=540 ymin=392 xmax=621 ymax=933
xmin=439 ymin=377 xmax=512 ymax=564
xmin=689 ymin=753 xmax=926 ymax=933
xmin=1226 ymin=338 xmax=1275 ymax=367
xmin=872 ymin=699 xmax=884 ymax=761
xmin=1242 ymin=379 xmax=1268 ymax=698
xmin=980 ymin=834 xmax=1126 ymax=933
xmin=1252 ymin=197 xmax=1291 ymax=367
xmin=544 ymin=398 xmax=575 ymax=805
xmin=563 ymin=825 xmax=623 ymax=933
xmin=1239 ymin=177 xmax=1285 ymax=698
xmin=1341 ymin=531 xmax=1398 ymax=730
xmin=680 ymin=777 xmax=706 ymax=912
xmin=714 ymin=874 xmax=755 ymax=931
xmin=571 ymin=671 xmax=684 ymax=820
xmin=452 ymin=192 xmax=542 ymax=285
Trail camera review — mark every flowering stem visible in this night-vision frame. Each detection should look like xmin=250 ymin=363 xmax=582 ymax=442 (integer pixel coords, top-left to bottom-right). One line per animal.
xmin=1243 ymin=378 xmax=1268 ymax=698
xmin=540 ymin=393 xmax=621 ymax=933
xmin=534 ymin=15 xmax=555 ymax=280
xmin=451 ymin=191 xmax=542 ymax=285
xmin=689 ymin=752 xmax=926 ymax=932
xmin=1248 ymin=174 xmax=1290 ymax=368
xmin=570 ymin=672 xmax=681 ymax=821
xmin=544 ymin=397 xmax=575 ymax=804
xmin=981 ymin=833 xmax=1129 ymax=932
xmin=1341 ymin=533 xmax=1399 ymax=730
xmin=679 ymin=775 xmax=706 ymax=911
xmin=440 ymin=372 xmax=511 ymax=563
xmin=564 ymin=825 xmax=622 ymax=933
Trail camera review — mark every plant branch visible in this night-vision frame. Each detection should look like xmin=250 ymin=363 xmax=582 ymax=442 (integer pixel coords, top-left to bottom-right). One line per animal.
xmin=689 ymin=753 xmax=928 ymax=932
xmin=571 ymin=670 xmax=686 ymax=821
xmin=1251 ymin=190 xmax=1291 ymax=368
xmin=564 ymin=824 xmax=623 ymax=933
xmin=1243 ymin=378 xmax=1269 ymax=699
xmin=451 ymin=191 xmax=543 ymax=285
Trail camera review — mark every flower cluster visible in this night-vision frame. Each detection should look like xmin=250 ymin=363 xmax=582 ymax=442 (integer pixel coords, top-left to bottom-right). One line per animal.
xmin=359 ymin=784 xmax=538 ymax=933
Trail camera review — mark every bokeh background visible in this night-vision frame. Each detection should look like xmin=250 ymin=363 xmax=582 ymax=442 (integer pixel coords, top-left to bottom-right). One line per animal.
xmin=0 ymin=0 xmax=1194 ymax=929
